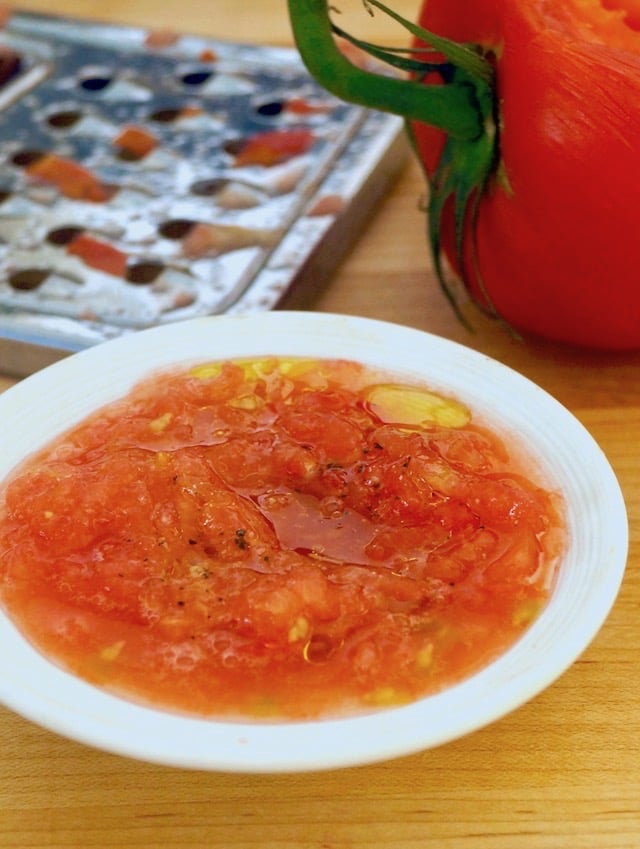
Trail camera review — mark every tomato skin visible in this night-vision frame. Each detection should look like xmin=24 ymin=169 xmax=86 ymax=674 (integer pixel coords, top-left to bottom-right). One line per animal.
xmin=413 ymin=0 xmax=640 ymax=349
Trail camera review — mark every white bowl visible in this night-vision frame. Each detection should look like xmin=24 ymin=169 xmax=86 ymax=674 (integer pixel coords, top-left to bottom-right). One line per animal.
xmin=0 ymin=312 xmax=628 ymax=772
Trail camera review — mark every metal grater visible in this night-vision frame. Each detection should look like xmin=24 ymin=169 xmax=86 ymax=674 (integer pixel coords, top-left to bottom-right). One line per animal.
xmin=0 ymin=11 xmax=406 ymax=376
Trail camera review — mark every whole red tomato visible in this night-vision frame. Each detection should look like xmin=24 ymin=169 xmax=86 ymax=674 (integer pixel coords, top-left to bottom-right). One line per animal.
xmin=288 ymin=0 xmax=640 ymax=349
xmin=412 ymin=0 xmax=640 ymax=349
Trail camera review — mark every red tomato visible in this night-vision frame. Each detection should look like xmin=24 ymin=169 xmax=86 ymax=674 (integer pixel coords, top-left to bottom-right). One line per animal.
xmin=287 ymin=0 xmax=640 ymax=349
xmin=411 ymin=0 xmax=640 ymax=349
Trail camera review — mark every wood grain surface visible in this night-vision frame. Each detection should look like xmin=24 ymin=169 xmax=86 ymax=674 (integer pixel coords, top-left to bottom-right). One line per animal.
xmin=0 ymin=2 xmax=638 ymax=847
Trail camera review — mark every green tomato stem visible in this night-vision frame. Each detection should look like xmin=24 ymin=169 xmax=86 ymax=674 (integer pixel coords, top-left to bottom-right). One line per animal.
xmin=287 ymin=0 xmax=485 ymax=141
xmin=363 ymin=0 xmax=493 ymax=83
xmin=288 ymin=0 xmax=502 ymax=331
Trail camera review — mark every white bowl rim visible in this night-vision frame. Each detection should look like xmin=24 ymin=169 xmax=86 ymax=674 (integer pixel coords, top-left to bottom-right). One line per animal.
xmin=0 ymin=312 xmax=629 ymax=772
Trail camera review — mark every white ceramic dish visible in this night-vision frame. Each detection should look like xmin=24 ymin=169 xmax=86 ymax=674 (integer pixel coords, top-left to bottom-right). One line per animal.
xmin=0 ymin=312 xmax=628 ymax=772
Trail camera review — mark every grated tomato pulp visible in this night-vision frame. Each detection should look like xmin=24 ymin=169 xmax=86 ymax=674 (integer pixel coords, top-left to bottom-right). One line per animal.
xmin=0 ymin=357 xmax=565 ymax=720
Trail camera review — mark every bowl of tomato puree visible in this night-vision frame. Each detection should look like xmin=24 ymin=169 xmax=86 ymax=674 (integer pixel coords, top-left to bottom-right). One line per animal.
xmin=0 ymin=312 xmax=628 ymax=771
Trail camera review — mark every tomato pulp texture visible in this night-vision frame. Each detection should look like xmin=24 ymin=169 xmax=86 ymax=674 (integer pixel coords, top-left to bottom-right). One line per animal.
xmin=0 ymin=358 xmax=564 ymax=720
xmin=287 ymin=0 xmax=640 ymax=350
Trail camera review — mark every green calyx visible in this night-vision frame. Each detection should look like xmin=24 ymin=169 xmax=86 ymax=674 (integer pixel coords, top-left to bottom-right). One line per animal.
xmin=287 ymin=0 xmax=499 ymax=322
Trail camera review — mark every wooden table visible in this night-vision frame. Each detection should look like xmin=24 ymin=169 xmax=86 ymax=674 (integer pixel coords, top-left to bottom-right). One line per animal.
xmin=1 ymin=2 xmax=639 ymax=847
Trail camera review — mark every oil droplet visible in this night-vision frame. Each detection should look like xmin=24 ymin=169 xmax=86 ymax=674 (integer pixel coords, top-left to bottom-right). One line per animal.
xmin=190 ymin=362 xmax=223 ymax=380
xmin=258 ymin=492 xmax=292 ymax=512
xmin=366 ymin=384 xmax=471 ymax=428
xmin=320 ymin=496 xmax=345 ymax=519
xmin=303 ymin=634 xmax=334 ymax=663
